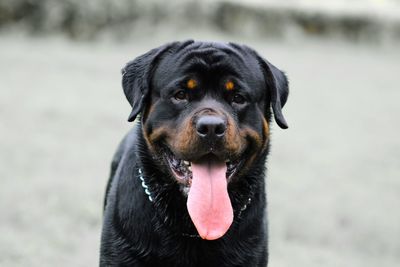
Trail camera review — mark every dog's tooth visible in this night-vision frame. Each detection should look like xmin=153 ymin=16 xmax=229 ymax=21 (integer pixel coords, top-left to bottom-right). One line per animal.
xmin=183 ymin=161 xmax=190 ymax=166
xmin=188 ymin=165 xmax=192 ymax=172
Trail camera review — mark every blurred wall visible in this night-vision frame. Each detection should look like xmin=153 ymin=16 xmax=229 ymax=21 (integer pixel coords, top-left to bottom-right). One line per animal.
xmin=1 ymin=0 xmax=399 ymax=42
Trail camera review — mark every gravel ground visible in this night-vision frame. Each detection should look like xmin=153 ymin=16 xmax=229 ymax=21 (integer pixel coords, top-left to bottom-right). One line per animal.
xmin=0 ymin=31 xmax=399 ymax=266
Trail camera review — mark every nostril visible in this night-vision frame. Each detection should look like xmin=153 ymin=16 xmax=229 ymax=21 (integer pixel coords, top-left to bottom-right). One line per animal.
xmin=196 ymin=123 xmax=209 ymax=136
xmin=215 ymin=123 xmax=226 ymax=137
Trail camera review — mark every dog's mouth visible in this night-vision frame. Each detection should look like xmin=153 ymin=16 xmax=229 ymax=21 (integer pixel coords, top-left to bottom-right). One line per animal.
xmin=165 ymin=150 xmax=242 ymax=189
xmin=164 ymin=148 xmax=242 ymax=240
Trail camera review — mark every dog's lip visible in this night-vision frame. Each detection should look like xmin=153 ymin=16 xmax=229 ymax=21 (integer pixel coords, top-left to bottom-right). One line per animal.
xmin=163 ymin=147 xmax=242 ymax=187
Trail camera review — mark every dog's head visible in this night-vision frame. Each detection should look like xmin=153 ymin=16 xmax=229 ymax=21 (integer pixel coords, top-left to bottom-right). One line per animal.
xmin=122 ymin=41 xmax=289 ymax=240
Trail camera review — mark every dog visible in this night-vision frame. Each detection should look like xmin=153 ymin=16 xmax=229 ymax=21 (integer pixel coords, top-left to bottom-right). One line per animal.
xmin=100 ymin=40 xmax=289 ymax=267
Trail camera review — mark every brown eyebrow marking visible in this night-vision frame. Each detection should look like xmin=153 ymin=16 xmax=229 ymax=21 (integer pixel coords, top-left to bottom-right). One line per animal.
xmin=225 ymin=80 xmax=234 ymax=91
xmin=187 ymin=78 xmax=197 ymax=89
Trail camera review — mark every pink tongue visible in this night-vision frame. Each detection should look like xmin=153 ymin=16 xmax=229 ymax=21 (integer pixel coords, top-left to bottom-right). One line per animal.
xmin=187 ymin=159 xmax=233 ymax=240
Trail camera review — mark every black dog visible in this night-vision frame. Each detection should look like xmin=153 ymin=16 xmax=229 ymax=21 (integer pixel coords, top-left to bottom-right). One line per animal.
xmin=100 ymin=40 xmax=289 ymax=267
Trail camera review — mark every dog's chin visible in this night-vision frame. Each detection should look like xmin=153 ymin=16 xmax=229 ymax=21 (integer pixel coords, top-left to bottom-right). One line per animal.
xmin=163 ymin=147 xmax=243 ymax=195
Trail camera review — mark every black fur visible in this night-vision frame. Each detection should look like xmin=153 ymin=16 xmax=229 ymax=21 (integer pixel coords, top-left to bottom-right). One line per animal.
xmin=100 ymin=41 xmax=289 ymax=267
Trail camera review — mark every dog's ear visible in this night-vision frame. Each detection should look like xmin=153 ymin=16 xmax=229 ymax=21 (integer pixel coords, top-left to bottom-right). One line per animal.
xmin=233 ymin=44 xmax=289 ymax=129
xmin=260 ymin=58 xmax=289 ymax=129
xmin=121 ymin=42 xmax=178 ymax=122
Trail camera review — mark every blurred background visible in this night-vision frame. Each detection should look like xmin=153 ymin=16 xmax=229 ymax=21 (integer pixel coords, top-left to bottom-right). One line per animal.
xmin=0 ymin=0 xmax=399 ymax=266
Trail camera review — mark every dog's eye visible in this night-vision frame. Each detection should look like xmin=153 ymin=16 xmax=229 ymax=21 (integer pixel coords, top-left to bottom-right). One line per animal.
xmin=174 ymin=90 xmax=188 ymax=101
xmin=232 ymin=94 xmax=246 ymax=104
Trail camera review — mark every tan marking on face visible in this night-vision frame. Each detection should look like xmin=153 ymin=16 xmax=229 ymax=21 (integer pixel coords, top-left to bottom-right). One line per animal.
xmin=142 ymin=125 xmax=172 ymax=154
xmin=239 ymin=126 xmax=263 ymax=152
xmin=172 ymin=116 xmax=198 ymax=155
xmin=262 ymin=117 xmax=270 ymax=151
xmin=225 ymin=80 xmax=234 ymax=91
xmin=224 ymin=116 xmax=245 ymax=155
xmin=232 ymin=124 xmax=265 ymax=176
xmin=187 ymin=78 xmax=197 ymax=90
xmin=171 ymin=113 xmax=246 ymax=160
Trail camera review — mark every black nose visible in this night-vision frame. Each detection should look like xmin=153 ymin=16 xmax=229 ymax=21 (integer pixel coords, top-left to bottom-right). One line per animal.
xmin=196 ymin=115 xmax=227 ymax=139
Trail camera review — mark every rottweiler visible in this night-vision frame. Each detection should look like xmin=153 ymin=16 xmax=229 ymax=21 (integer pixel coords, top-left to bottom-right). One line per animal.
xmin=100 ymin=40 xmax=289 ymax=267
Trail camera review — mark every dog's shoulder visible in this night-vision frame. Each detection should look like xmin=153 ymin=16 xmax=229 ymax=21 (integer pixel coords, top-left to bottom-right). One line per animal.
xmin=103 ymin=125 xmax=140 ymax=209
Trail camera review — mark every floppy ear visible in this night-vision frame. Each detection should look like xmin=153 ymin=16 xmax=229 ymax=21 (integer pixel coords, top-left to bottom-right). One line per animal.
xmin=121 ymin=42 xmax=178 ymax=122
xmin=228 ymin=43 xmax=289 ymax=129
xmin=262 ymin=59 xmax=289 ymax=129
